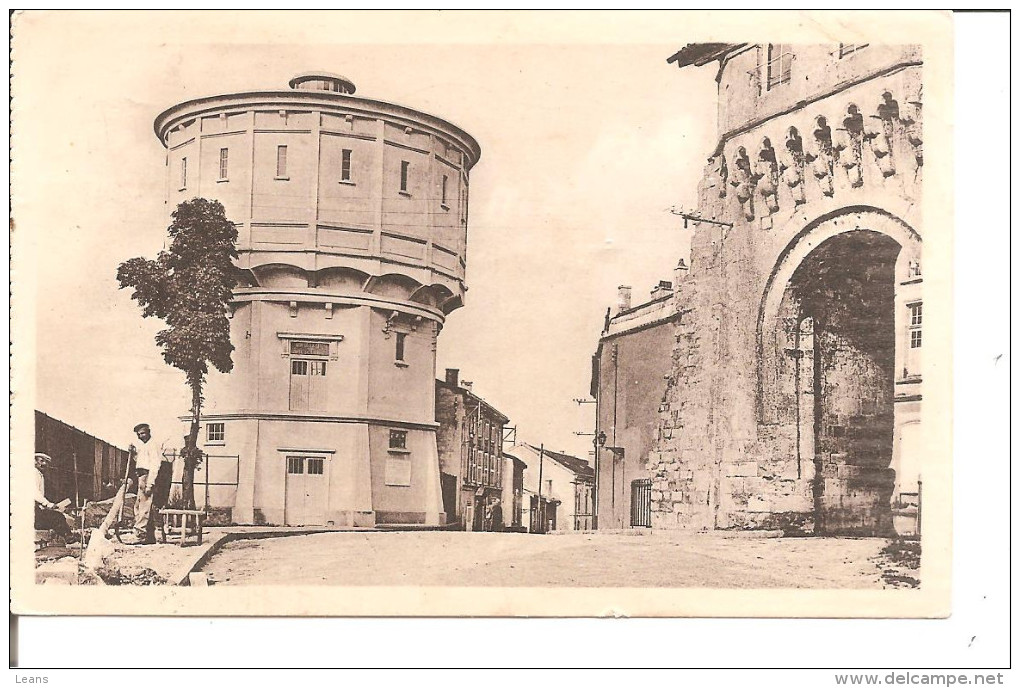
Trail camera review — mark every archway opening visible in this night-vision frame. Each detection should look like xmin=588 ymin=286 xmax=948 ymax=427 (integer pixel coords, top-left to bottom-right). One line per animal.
xmin=775 ymin=230 xmax=900 ymax=535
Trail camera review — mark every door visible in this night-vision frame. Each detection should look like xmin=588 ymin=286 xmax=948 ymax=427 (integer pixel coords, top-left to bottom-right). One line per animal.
xmin=284 ymin=456 xmax=328 ymax=525
xmin=290 ymin=359 xmax=328 ymax=411
xmin=630 ymin=479 xmax=651 ymax=527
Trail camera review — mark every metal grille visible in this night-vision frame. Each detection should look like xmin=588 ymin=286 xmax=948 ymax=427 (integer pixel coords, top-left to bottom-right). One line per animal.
xmin=630 ymin=479 xmax=652 ymax=528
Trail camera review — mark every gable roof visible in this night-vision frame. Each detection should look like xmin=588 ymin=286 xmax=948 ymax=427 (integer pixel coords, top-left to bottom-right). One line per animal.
xmin=525 ymin=443 xmax=594 ymax=480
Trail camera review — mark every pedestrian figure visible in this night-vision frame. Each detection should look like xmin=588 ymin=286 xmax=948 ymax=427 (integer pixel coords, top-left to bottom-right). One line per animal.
xmin=128 ymin=423 xmax=175 ymax=544
xmin=34 ymin=453 xmax=72 ymax=535
xmin=489 ymin=498 xmax=504 ymax=532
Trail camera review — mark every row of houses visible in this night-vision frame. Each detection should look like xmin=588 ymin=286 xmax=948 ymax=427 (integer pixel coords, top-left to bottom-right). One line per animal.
xmin=435 ymin=367 xmax=593 ymax=532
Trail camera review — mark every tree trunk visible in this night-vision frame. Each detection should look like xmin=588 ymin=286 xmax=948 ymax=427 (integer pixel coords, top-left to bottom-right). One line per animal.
xmin=183 ymin=381 xmax=203 ymax=509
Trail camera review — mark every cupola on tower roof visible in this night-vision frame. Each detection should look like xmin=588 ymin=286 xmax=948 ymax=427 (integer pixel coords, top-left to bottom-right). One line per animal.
xmin=287 ymin=72 xmax=357 ymax=94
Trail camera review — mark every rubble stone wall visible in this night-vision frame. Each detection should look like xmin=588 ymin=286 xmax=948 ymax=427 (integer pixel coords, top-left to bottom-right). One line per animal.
xmin=649 ymin=47 xmax=922 ymax=534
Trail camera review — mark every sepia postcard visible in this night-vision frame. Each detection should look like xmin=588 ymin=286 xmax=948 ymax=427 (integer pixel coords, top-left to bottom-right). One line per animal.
xmin=10 ymin=10 xmax=954 ymax=618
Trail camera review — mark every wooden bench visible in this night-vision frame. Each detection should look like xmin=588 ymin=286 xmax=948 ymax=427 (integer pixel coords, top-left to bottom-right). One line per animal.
xmin=159 ymin=508 xmax=206 ymax=546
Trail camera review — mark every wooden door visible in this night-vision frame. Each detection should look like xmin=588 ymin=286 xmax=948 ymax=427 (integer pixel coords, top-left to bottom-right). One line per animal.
xmin=284 ymin=456 xmax=328 ymax=525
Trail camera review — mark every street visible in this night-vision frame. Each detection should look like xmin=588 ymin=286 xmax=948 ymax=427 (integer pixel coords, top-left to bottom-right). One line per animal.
xmin=200 ymin=531 xmax=906 ymax=588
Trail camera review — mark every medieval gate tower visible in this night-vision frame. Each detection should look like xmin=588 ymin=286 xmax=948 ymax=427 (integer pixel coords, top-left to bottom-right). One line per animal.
xmin=646 ymin=45 xmax=923 ymax=535
xmin=154 ymin=73 xmax=480 ymax=526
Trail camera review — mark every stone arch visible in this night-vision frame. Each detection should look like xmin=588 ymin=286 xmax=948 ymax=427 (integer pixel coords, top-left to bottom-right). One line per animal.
xmin=316 ymin=266 xmax=371 ymax=292
xmin=757 ymin=205 xmax=921 ymax=422
xmin=366 ymin=273 xmax=424 ymax=301
xmin=250 ymin=263 xmax=309 ymax=289
xmin=756 ymin=206 xmax=921 ymax=535
xmin=408 ymin=283 xmax=455 ymax=311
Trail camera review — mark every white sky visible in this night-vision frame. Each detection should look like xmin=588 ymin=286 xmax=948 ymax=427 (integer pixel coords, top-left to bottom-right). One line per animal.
xmin=15 ymin=12 xmax=718 ymax=455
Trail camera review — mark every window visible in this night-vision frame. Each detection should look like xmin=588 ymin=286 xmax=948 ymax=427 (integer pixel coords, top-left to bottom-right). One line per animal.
xmin=905 ymin=301 xmax=922 ymax=377
xmin=910 ymin=303 xmax=923 ymax=327
xmin=307 ymin=458 xmax=324 ymax=475
xmin=341 ymin=149 xmax=352 ymax=182
xmin=389 ymin=429 xmax=408 ymax=450
xmin=180 ymin=157 xmax=188 ymax=189
xmin=441 ymin=174 xmax=449 ymax=208
xmin=206 ymin=422 xmax=225 ymax=443
xmin=908 ymin=302 xmax=923 ymax=349
xmin=218 ymin=148 xmax=229 ymax=180
xmin=766 ymin=44 xmax=792 ymax=90
xmin=838 ymin=43 xmax=869 ymax=58
xmin=399 ymin=160 xmax=410 ymax=193
xmin=287 ymin=456 xmax=304 ymax=474
xmin=291 ymin=359 xmax=308 ymax=376
xmin=395 ymin=332 xmax=407 ymax=363
xmin=276 ymin=145 xmax=288 ymax=178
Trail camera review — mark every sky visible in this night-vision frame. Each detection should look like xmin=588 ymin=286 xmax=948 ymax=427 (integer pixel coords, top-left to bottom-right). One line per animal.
xmin=14 ymin=11 xmax=718 ymax=456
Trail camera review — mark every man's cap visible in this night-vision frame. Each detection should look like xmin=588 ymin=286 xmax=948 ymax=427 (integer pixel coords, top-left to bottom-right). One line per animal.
xmin=34 ymin=453 xmax=53 ymax=464
xmin=133 ymin=423 xmax=151 ymax=433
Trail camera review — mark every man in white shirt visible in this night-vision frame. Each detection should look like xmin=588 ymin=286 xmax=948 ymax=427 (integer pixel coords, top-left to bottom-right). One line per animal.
xmin=129 ymin=423 xmax=174 ymax=544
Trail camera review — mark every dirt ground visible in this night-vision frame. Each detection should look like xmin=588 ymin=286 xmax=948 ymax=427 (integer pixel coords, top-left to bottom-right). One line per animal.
xmin=200 ymin=531 xmax=913 ymax=588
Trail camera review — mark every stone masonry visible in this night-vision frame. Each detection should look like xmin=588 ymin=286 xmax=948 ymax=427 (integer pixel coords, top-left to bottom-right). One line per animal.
xmin=649 ymin=44 xmax=923 ymax=535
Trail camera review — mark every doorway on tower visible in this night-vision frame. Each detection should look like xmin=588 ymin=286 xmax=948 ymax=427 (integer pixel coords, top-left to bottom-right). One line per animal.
xmin=775 ymin=230 xmax=900 ymax=535
xmin=284 ymin=455 xmax=328 ymax=526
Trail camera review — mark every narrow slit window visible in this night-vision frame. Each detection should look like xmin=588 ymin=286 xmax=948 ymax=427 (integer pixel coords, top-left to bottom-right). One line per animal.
xmin=441 ymin=175 xmax=448 ymax=207
xmin=218 ymin=148 xmax=228 ymax=180
xmin=395 ymin=332 xmax=407 ymax=362
xmin=341 ymin=149 xmax=352 ymax=182
xmin=400 ymin=160 xmax=410 ymax=193
xmin=180 ymin=157 xmax=188 ymax=189
xmin=276 ymin=145 xmax=288 ymax=178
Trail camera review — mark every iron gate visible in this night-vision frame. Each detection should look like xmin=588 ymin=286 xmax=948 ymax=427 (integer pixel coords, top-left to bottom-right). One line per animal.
xmin=630 ymin=478 xmax=651 ymax=528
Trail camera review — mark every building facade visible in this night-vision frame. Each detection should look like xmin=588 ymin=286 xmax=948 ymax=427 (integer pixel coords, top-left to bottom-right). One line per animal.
xmin=512 ymin=444 xmax=594 ymax=532
xmin=435 ymin=368 xmax=510 ymax=530
xmin=591 ymin=280 xmax=681 ymax=529
xmin=154 ymin=72 xmax=481 ymax=526
xmin=35 ymin=411 xmax=132 ymax=506
xmin=648 ymin=44 xmax=923 ymax=535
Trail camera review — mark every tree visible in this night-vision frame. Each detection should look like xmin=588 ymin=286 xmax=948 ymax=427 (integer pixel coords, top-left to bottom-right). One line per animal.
xmin=117 ymin=198 xmax=239 ymax=509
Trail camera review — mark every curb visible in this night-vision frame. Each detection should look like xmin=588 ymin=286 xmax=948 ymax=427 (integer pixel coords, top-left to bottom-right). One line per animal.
xmin=170 ymin=527 xmax=376 ymax=585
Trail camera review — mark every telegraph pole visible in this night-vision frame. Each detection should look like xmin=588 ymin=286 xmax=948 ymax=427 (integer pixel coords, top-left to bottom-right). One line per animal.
xmin=536 ymin=444 xmax=545 ymax=533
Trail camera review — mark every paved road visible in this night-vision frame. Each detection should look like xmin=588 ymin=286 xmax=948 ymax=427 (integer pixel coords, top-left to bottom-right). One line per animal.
xmin=201 ymin=531 xmax=894 ymax=588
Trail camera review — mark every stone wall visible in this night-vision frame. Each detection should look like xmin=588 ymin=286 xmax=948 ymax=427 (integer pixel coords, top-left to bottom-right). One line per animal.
xmin=648 ymin=46 xmax=922 ymax=534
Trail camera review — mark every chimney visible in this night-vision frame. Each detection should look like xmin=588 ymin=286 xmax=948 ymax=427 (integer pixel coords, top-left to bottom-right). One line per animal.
xmin=445 ymin=368 xmax=459 ymax=387
xmin=650 ymin=280 xmax=673 ymax=299
xmin=675 ymin=258 xmax=690 ymax=283
xmin=617 ymin=285 xmax=632 ymax=312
